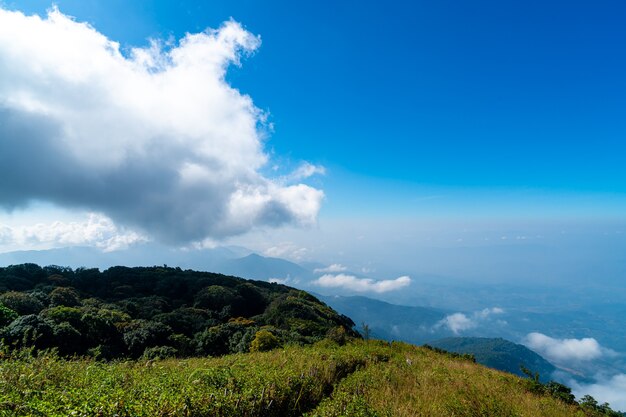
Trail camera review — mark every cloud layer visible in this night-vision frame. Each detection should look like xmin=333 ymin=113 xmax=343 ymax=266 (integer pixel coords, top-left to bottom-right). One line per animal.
xmin=523 ymin=332 xmax=611 ymax=363
xmin=314 ymin=273 xmax=411 ymax=293
xmin=0 ymin=7 xmax=323 ymax=243
xmin=570 ymin=374 xmax=626 ymax=411
xmin=0 ymin=213 xmax=146 ymax=252
xmin=314 ymin=263 xmax=347 ymax=273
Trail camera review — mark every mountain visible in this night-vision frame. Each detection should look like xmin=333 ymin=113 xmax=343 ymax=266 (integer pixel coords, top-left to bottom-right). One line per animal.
xmin=0 ymin=244 xmax=241 ymax=271
xmin=0 ymin=246 xmax=313 ymax=283
xmin=318 ymin=294 xmax=449 ymax=343
xmin=215 ymin=253 xmax=313 ymax=282
xmin=428 ymin=337 xmax=557 ymax=380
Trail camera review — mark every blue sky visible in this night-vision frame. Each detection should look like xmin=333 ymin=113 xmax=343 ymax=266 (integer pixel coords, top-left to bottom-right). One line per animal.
xmin=0 ymin=0 xmax=625 ymax=255
xmin=7 ymin=0 xmax=626 ymax=204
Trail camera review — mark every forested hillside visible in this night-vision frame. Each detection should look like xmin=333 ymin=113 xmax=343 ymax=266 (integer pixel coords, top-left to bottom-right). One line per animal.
xmin=0 ymin=264 xmax=356 ymax=359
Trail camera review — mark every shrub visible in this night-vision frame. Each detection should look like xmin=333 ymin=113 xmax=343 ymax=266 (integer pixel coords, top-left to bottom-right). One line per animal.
xmin=142 ymin=345 xmax=178 ymax=360
xmin=250 ymin=329 xmax=280 ymax=352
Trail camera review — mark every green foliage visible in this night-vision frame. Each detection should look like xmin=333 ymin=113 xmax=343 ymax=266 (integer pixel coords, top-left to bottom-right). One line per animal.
xmin=423 ymin=344 xmax=476 ymax=363
xmin=428 ymin=337 xmax=556 ymax=380
xmin=41 ymin=305 xmax=82 ymax=325
xmin=249 ymin=329 xmax=280 ymax=352
xmin=2 ymin=314 xmax=56 ymax=349
xmin=0 ymin=291 xmax=44 ymax=315
xmin=0 ymin=340 xmax=618 ymax=416
xmin=0 ymin=303 xmax=18 ymax=327
xmin=519 ymin=368 xmax=623 ymax=416
xmin=545 ymin=381 xmax=576 ymax=405
xmin=580 ymin=394 xmax=625 ymax=417
xmin=121 ymin=319 xmax=172 ymax=358
xmin=49 ymin=286 xmax=80 ymax=307
xmin=0 ymin=264 xmax=357 ymax=359
xmin=326 ymin=326 xmax=349 ymax=346
xmin=142 ymin=345 xmax=178 ymax=360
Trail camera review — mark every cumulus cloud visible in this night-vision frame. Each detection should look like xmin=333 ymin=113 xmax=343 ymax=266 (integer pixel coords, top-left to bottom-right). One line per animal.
xmin=0 ymin=7 xmax=323 ymax=243
xmin=438 ymin=313 xmax=476 ymax=334
xmin=0 ymin=213 xmax=147 ymax=252
xmin=436 ymin=307 xmax=505 ymax=335
xmin=314 ymin=273 xmax=411 ymax=293
xmin=523 ymin=332 xmax=614 ymax=364
xmin=314 ymin=263 xmax=347 ymax=273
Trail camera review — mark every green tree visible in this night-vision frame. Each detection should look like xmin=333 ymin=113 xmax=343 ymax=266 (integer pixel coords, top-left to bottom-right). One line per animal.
xmin=545 ymin=381 xmax=575 ymax=404
xmin=0 ymin=291 xmax=44 ymax=315
xmin=0 ymin=303 xmax=18 ymax=327
xmin=250 ymin=329 xmax=280 ymax=352
xmin=50 ymin=287 xmax=81 ymax=307
xmin=122 ymin=320 xmax=172 ymax=358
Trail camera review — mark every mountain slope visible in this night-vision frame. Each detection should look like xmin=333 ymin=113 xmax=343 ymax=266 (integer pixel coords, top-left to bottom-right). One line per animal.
xmin=318 ymin=294 xmax=448 ymax=343
xmin=0 ymin=340 xmax=605 ymax=417
xmin=428 ymin=336 xmax=557 ymax=380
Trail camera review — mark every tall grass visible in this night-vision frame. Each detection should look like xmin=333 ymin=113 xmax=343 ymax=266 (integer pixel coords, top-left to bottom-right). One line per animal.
xmin=0 ymin=341 xmax=595 ymax=417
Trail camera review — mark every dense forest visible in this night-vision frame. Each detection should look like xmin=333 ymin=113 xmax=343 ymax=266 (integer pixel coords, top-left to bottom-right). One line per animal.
xmin=0 ymin=263 xmax=357 ymax=359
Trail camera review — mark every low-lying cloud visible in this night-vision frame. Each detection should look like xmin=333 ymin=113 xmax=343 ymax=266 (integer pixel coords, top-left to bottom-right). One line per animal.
xmin=314 ymin=273 xmax=411 ymax=293
xmin=569 ymin=373 xmax=626 ymax=411
xmin=0 ymin=7 xmax=323 ymax=244
xmin=314 ymin=264 xmax=347 ymax=273
xmin=523 ymin=333 xmax=613 ymax=364
xmin=437 ymin=313 xmax=476 ymax=334
xmin=435 ymin=307 xmax=505 ymax=335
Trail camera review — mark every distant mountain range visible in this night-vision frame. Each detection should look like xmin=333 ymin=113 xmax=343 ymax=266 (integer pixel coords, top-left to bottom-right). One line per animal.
xmin=317 ymin=294 xmax=449 ymax=344
xmin=0 ymin=245 xmax=313 ymax=282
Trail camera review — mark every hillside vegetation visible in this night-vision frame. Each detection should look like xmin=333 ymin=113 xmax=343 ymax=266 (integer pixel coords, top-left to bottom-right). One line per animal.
xmin=0 ymin=264 xmax=621 ymax=416
xmin=0 ymin=264 xmax=356 ymax=359
xmin=428 ymin=337 xmax=556 ymax=380
xmin=0 ymin=340 xmax=615 ymax=417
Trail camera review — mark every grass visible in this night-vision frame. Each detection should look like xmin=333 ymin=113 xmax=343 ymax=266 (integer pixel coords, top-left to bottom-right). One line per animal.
xmin=0 ymin=341 xmax=596 ymax=417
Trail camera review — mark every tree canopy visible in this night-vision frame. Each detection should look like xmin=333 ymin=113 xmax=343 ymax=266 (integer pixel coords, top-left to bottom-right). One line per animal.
xmin=0 ymin=264 xmax=357 ymax=359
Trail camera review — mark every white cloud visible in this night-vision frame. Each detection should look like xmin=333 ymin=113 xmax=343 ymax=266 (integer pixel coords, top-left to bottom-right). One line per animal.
xmin=438 ymin=313 xmax=476 ymax=334
xmin=314 ymin=263 xmax=347 ymax=273
xmin=476 ymin=307 xmax=505 ymax=318
xmin=0 ymin=213 xmax=147 ymax=252
xmin=523 ymin=333 xmax=613 ymax=364
xmin=435 ymin=307 xmax=505 ymax=335
xmin=314 ymin=273 xmax=411 ymax=293
xmin=0 ymin=7 xmax=323 ymax=244
xmin=282 ymin=162 xmax=326 ymax=183
xmin=570 ymin=373 xmax=626 ymax=411
xmin=263 ymin=242 xmax=309 ymax=261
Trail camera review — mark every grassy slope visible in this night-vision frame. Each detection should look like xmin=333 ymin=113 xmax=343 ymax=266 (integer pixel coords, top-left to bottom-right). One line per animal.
xmin=427 ymin=337 xmax=556 ymax=380
xmin=0 ymin=341 xmax=590 ymax=417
